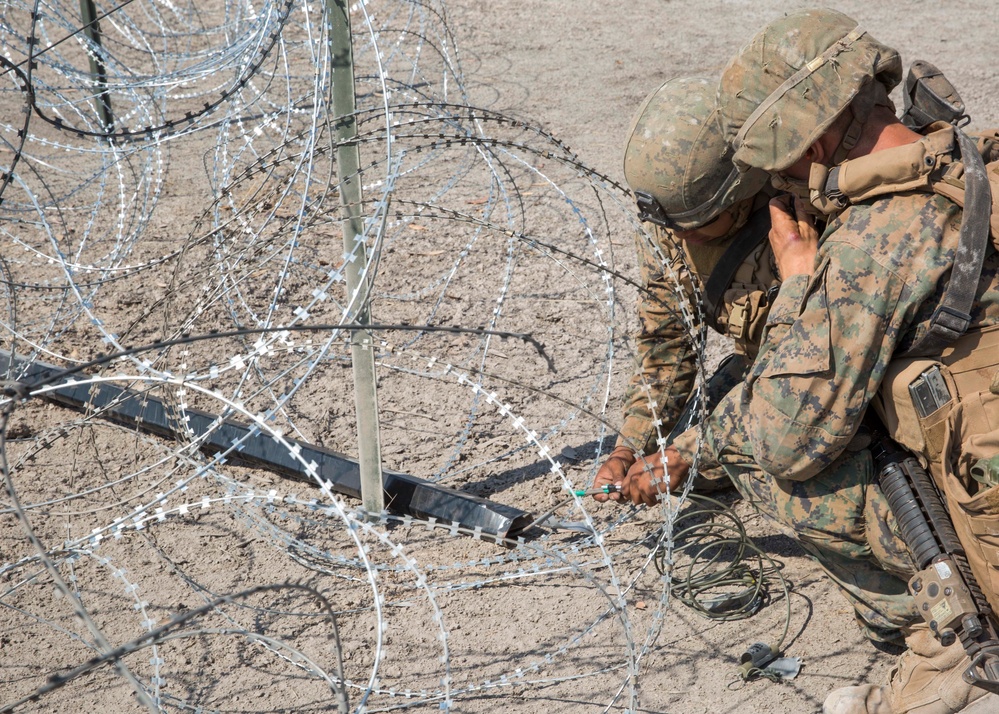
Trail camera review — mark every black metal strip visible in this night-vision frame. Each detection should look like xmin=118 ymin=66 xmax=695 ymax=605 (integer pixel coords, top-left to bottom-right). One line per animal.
xmin=0 ymin=350 xmax=534 ymax=541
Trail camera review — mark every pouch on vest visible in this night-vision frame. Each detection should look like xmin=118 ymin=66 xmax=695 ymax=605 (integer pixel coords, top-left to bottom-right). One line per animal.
xmin=878 ymin=326 xmax=999 ymax=474
xmin=875 ymin=359 xmax=957 ymax=480
xmin=880 ymin=326 xmax=999 ymax=615
xmin=939 ymin=390 xmax=999 ymax=617
xmin=718 ymin=288 xmax=771 ymax=358
xmin=933 ymin=140 xmax=999 ymax=241
xmin=808 ymin=124 xmax=998 ymax=356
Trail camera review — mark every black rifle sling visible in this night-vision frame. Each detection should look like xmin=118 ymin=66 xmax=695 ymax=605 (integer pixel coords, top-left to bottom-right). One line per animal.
xmin=701 ymin=206 xmax=771 ymax=332
xmin=904 ymin=129 xmax=993 ymax=356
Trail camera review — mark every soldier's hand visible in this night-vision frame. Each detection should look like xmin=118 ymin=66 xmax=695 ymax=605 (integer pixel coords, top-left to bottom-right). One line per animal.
xmin=620 ymin=446 xmax=691 ymax=507
xmin=769 ymin=195 xmax=819 ymax=277
xmin=593 ymin=446 xmax=635 ymax=502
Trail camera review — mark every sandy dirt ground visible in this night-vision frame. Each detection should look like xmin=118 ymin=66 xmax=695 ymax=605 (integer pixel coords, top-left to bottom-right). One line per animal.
xmin=1 ymin=1 xmax=998 ymax=713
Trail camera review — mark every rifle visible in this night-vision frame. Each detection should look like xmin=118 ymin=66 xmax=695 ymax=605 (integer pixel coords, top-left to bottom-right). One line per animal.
xmin=871 ymin=426 xmax=999 ymax=693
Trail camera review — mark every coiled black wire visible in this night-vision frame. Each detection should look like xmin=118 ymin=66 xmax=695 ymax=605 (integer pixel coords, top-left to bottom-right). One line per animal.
xmin=654 ymin=493 xmax=791 ymax=649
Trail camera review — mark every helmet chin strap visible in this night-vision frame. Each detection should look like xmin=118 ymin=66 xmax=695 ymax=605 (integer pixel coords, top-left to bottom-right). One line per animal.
xmin=831 ymin=80 xmax=892 ymax=164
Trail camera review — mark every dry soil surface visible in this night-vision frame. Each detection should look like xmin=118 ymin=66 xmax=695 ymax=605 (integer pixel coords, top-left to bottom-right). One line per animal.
xmin=2 ymin=2 xmax=998 ymax=714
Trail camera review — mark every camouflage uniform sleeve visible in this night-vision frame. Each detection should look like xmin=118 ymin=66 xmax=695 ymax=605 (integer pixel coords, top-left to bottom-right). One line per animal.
xmin=671 ymin=353 xmax=753 ymax=473
xmin=670 ymin=423 xmax=707 ymax=468
xmin=616 ymin=228 xmax=698 ymax=455
xmin=737 ymin=194 xmax=963 ymax=480
xmin=672 ymin=414 xmax=723 ymax=479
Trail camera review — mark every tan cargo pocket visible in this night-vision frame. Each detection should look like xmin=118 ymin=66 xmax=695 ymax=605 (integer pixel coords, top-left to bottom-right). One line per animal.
xmin=957 ymin=482 xmax=999 ymax=561
xmin=875 ymin=358 xmax=957 ymax=462
xmin=953 ymin=482 xmax=999 ymax=618
xmin=940 ymin=394 xmax=999 ymax=616
xmin=944 ymin=475 xmax=999 ymax=618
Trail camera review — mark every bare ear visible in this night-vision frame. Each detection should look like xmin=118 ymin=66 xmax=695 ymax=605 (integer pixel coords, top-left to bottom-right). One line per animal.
xmin=804 ymin=141 xmax=825 ymax=165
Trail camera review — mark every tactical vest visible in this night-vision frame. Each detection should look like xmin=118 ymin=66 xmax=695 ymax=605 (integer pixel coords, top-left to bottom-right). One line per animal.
xmin=678 ymin=191 xmax=780 ymax=358
xmin=827 ymin=124 xmax=999 ymax=614
xmin=779 ymin=123 xmax=999 ymax=355
xmin=877 ymin=326 xmax=999 ymax=615
xmin=805 ymin=123 xmax=999 ymax=245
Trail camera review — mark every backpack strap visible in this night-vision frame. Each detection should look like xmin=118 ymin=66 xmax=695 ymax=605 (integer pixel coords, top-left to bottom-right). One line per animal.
xmin=701 ymin=206 xmax=770 ymax=332
xmin=810 ymin=126 xmax=953 ymax=212
xmin=903 ymin=129 xmax=993 ymax=357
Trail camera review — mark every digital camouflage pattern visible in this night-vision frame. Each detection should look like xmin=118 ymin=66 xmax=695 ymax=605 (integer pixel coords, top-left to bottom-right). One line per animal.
xmin=710 ymin=7 xmax=999 ymax=646
xmin=617 ymin=76 xmax=776 ymax=465
xmin=706 ymin=420 xmax=921 ymax=637
xmin=616 ymin=196 xmax=779 ymax=470
xmin=716 ymin=8 xmax=902 ymax=173
xmin=623 ymin=76 xmax=768 ymax=229
xmin=727 ymin=162 xmax=999 ymax=481
xmin=616 ymin=224 xmax=698 ymax=457
xmin=703 ymin=136 xmax=999 ymax=638
xmin=618 ymin=50 xmax=999 ymax=643
xmin=676 ymin=205 xmax=779 ymax=357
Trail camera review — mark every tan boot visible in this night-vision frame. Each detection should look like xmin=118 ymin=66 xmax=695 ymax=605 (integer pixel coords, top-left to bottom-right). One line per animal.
xmin=823 ymin=684 xmax=892 ymax=714
xmin=959 ymin=694 xmax=999 ymax=713
xmin=822 ymin=625 xmax=997 ymax=714
xmin=823 ymin=686 xmax=998 ymax=714
xmin=885 ymin=626 xmax=990 ymax=714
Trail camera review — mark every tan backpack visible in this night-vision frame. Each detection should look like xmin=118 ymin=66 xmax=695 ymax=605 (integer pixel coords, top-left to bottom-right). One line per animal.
xmin=861 ymin=129 xmax=999 ymax=618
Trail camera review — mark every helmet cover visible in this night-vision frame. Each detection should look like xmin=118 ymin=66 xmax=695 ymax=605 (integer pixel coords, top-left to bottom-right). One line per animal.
xmin=717 ymin=8 xmax=902 ymax=172
xmin=623 ymin=76 xmax=768 ymax=229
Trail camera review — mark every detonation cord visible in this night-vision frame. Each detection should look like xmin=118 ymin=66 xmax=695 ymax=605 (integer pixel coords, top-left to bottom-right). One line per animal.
xmin=653 ymin=493 xmax=793 ymax=684
xmin=530 ymin=486 xmax=793 ymax=679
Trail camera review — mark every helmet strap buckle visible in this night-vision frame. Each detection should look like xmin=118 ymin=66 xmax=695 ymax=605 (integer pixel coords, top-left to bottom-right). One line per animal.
xmin=633 ymin=190 xmax=673 ymax=229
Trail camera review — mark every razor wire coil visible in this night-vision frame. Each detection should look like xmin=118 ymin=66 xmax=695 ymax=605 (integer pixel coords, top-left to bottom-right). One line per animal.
xmin=0 ymin=0 xmax=799 ymax=711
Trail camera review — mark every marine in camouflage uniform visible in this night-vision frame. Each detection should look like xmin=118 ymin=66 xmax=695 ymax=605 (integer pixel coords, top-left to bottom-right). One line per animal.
xmin=613 ymin=76 xmax=776 ymax=480
xmin=617 ymin=203 xmax=779 ymax=465
xmin=609 ymin=72 xmax=923 ymax=650
xmin=715 ymin=8 xmax=999 ymax=714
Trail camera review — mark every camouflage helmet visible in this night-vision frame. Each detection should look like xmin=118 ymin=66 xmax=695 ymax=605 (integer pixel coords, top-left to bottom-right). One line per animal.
xmin=623 ymin=76 xmax=769 ymax=231
xmin=718 ymin=8 xmax=902 ymax=173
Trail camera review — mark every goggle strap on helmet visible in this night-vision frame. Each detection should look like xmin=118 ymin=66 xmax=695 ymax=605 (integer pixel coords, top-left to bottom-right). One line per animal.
xmin=633 ymin=190 xmax=673 ymax=228
xmin=732 ymin=27 xmax=867 ymax=153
